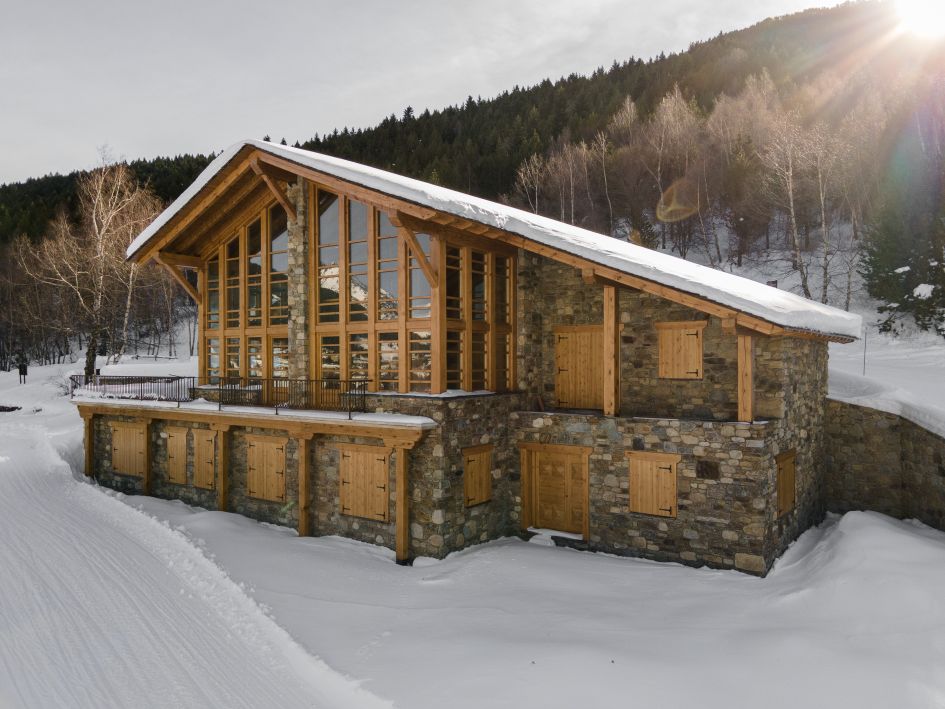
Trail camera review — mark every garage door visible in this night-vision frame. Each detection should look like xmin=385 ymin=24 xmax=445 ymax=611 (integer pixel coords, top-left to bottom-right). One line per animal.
xmin=520 ymin=443 xmax=591 ymax=537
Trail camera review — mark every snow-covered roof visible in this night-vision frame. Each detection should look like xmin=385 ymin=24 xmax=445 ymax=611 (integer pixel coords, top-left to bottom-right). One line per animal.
xmin=129 ymin=139 xmax=862 ymax=341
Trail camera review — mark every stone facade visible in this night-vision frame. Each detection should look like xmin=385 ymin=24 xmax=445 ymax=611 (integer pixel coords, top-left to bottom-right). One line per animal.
xmin=826 ymin=400 xmax=945 ymax=531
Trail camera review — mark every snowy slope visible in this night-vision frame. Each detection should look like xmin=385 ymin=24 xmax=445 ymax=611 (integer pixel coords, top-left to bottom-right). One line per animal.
xmin=127 ymin=140 xmax=861 ymax=340
xmin=0 ymin=363 xmax=387 ymax=709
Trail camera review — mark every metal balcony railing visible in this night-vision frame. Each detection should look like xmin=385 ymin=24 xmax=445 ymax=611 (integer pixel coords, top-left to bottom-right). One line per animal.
xmin=69 ymin=375 xmax=369 ymax=417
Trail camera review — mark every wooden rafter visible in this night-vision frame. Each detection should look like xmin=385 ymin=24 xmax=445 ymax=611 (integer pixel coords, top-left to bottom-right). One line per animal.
xmin=391 ymin=213 xmax=439 ymax=288
xmin=157 ymin=251 xmax=202 ymax=268
xmin=254 ymin=152 xmax=438 ymax=222
xmin=250 ymin=157 xmax=297 ymax=222
xmin=153 ymin=253 xmax=199 ymax=302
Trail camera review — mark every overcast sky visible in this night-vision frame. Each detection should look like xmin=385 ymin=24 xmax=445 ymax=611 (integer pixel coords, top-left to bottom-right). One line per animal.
xmin=0 ymin=0 xmax=830 ymax=185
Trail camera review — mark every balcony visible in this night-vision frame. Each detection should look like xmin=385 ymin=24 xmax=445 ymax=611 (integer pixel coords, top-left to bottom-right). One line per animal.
xmin=69 ymin=375 xmax=369 ymax=417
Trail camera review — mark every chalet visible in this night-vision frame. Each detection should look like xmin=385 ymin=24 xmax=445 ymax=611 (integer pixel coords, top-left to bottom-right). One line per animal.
xmin=72 ymin=139 xmax=862 ymax=575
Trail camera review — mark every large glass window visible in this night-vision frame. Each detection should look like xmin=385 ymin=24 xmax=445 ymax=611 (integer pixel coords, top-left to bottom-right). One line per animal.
xmin=269 ymin=205 xmax=289 ymax=326
xmin=348 ymin=201 xmax=369 ymax=322
xmin=225 ymin=236 xmax=240 ymax=328
xmin=471 ymin=251 xmax=486 ymax=321
xmin=409 ymin=233 xmax=431 ymax=319
xmin=446 ymin=246 xmax=462 ymax=320
xmin=319 ymin=335 xmax=340 ymax=381
xmin=408 ymin=331 xmax=432 ymax=392
xmin=225 ymin=337 xmax=241 ymax=380
xmin=247 ymin=220 xmax=263 ymax=327
xmin=271 ymin=338 xmax=289 ymax=379
xmin=206 ymin=338 xmax=221 ymax=383
xmin=470 ymin=331 xmax=487 ymax=390
xmin=206 ymin=257 xmax=220 ymax=330
xmin=248 ymin=337 xmax=263 ymax=380
xmin=377 ymin=212 xmax=399 ymax=320
xmin=446 ymin=331 xmax=462 ymax=389
xmin=495 ymin=256 xmax=511 ymax=325
xmin=378 ymin=332 xmax=399 ymax=391
xmin=348 ymin=332 xmax=369 ymax=380
xmin=317 ymin=191 xmax=340 ymax=323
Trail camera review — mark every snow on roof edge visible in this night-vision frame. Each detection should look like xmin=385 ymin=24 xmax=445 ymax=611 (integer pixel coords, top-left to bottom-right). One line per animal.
xmin=129 ymin=139 xmax=862 ymax=341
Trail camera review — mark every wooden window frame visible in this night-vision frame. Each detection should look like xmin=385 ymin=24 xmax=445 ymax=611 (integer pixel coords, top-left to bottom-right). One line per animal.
xmin=626 ymin=450 xmax=680 ymax=518
xmin=463 ymin=444 xmax=494 ymax=507
xmin=655 ymin=320 xmax=707 ymax=380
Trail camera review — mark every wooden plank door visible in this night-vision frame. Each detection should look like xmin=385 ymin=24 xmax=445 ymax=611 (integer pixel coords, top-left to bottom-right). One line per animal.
xmin=194 ymin=431 xmax=216 ymax=489
xmin=554 ymin=327 xmax=604 ymax=410
xmin=263 ymin=438 xmax=286 ymax=502
xmin=522 ymin=444 xmax=589 ymax=536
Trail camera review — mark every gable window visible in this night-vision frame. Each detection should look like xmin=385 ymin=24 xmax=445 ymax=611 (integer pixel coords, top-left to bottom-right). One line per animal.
xmin=377 ymin=332 xmax=399 ymax=391
xmin=377 ymin=213 xmax=399 ymax=320
xmin=655 ymin=321 xmax=707 ymax=379
xmin=247 ymin=219 xmax=263 ymax=327
xmin=408 ymin=233 xmax=432 ymax=319
xmin=225 ymin=236 xmax=240 ymax=328
xmin=348 ymin=200 xmax=370 ymax=322
xmin=206 ymin=257 xmax=220 ymax=330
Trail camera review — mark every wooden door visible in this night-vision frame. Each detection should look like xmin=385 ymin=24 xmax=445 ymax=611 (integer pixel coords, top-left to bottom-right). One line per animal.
xmin=521 ymin=444 xmax=590 ymax=536
xmin=110 ymin=422 xmax=146 ymax=476
xmin=554 ymin=326 xmax=604 ymax=410
xmin=339 ymin=445 xmax=389 ymax=521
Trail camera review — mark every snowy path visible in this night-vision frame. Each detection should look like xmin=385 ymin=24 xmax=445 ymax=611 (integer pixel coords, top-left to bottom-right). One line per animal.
xmin=0 ymin=420 xmax=386 ymax=709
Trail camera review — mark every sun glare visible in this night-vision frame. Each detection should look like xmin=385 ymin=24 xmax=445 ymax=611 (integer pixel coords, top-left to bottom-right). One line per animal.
xmin=896 ymin=0 xmax=945 ymax=38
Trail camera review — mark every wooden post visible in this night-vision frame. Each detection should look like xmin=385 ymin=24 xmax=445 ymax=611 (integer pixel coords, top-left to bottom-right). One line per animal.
xmin=297 ymin=435 xmax=313 ymax=537
xmin=737 ymin=332 xmax=754 ymax=423
xmin=603 ymin=285 xmax=619 ymax=416
xmin=142 ymin=419 xmax=152 ymax=495
xmin=393 ymin=444 xmax=410 ymax=564
xmin=213 ymin=424 xmax=230 ymax=510
xmin=82 ymin=413 xmax=94 ymax=477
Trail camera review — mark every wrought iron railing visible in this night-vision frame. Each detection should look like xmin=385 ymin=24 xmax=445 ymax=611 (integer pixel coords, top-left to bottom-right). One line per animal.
xmin=69 ymin=375 xmax=369 ymax=417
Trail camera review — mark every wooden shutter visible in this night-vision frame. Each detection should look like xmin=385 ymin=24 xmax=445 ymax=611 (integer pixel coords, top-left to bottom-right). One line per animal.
xmin=110 ymin=422 xmax=146 ymax=477
xmin=464 ymin=444 xmax=493 ymax=507
xmin=655 ymin=321 xmax=706 ymax=379
xmin=627 ymin=451 xmax=679 ymax=518
xmin=339 ymin=445 xmax=389 ymax=521
xmin=166 ymin=426 xmax=189 ymax=485
xmin=245 ymin=435 xmax=285 ymax=502
xmin=777 ymin=451 xmax=796 ymax=517
xmin=264 ymin=438 xmax=286 ymax=503
xmin=194 ymin=430 xmax=216 ymax=490
xmin=554 ymin=326 xmax=604 ymax=409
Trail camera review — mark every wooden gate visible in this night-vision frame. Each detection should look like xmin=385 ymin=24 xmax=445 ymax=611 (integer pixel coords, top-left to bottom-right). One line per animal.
xmin=554 ymin=326 xmax=604 ymax=410
xmin=520 ymin=443 xmax=591 ymax=537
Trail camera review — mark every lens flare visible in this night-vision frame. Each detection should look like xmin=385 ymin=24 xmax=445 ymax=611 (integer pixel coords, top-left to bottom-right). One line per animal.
xmin=896 ymin=0 xmax=945 ymax=38
xmin=656 ymin=178 xmax=700 ymax=223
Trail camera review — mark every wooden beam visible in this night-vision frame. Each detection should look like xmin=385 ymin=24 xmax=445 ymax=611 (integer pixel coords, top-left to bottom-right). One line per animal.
xmin=157 ymin=251 xmax=202 ymax=268
xmin=603 ymin=285 xmax=619 ymax=416
xmin=185 ymin=181 xmax=271 ymax=258
xmin=81 ymin=413 xmax=94 ymax=477
xmin=212 ymin=423 xmax=230 ymax=511
xmin=737 ymin=332 xmax=754 ymax=423
xmin=74 ymin=403 xmax=428 ymax=449
xmin=297 ymin=434 xmax=314 ymax=537
xmin=153 ymin=254 xmax=199 ymax=302
xmin=398 ymin=224 xmax=439 ymax=289
xmin=254 ymin=151 xmax=438 ymax=221
xmin=393 ymin=445 xmax=410 ymax=564
xmin=142 ymin=419 xmax=152 ymax=495
xmin=251 ymin=157 xmax=297 ymax=222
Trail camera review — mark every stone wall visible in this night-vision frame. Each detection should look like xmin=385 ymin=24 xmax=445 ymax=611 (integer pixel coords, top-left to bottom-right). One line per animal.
xmin=362 ymin=392 xmax=524 ymax=558
xmin=286 ymin=177 xmax=310 ymax=379
xmin=826 ymin=400 xmax=945 ymax=531
xmin=515 ymin=252 xmax=742 ymax=421
xmin=511 ymin=410 xmax=775 ymax=574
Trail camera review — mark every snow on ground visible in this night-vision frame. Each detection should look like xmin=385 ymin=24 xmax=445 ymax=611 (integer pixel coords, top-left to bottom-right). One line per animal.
xmin=2 ymin=334 xmax=945 ymax=708
xmin=0 ymin=360 xmax=387 ymax=709
xmin=829 ymin=330 xmax=945 ymax=438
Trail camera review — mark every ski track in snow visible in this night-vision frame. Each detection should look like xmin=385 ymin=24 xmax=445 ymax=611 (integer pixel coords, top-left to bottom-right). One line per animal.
xmin=0 ymin=419 xmax=388 ymax=709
